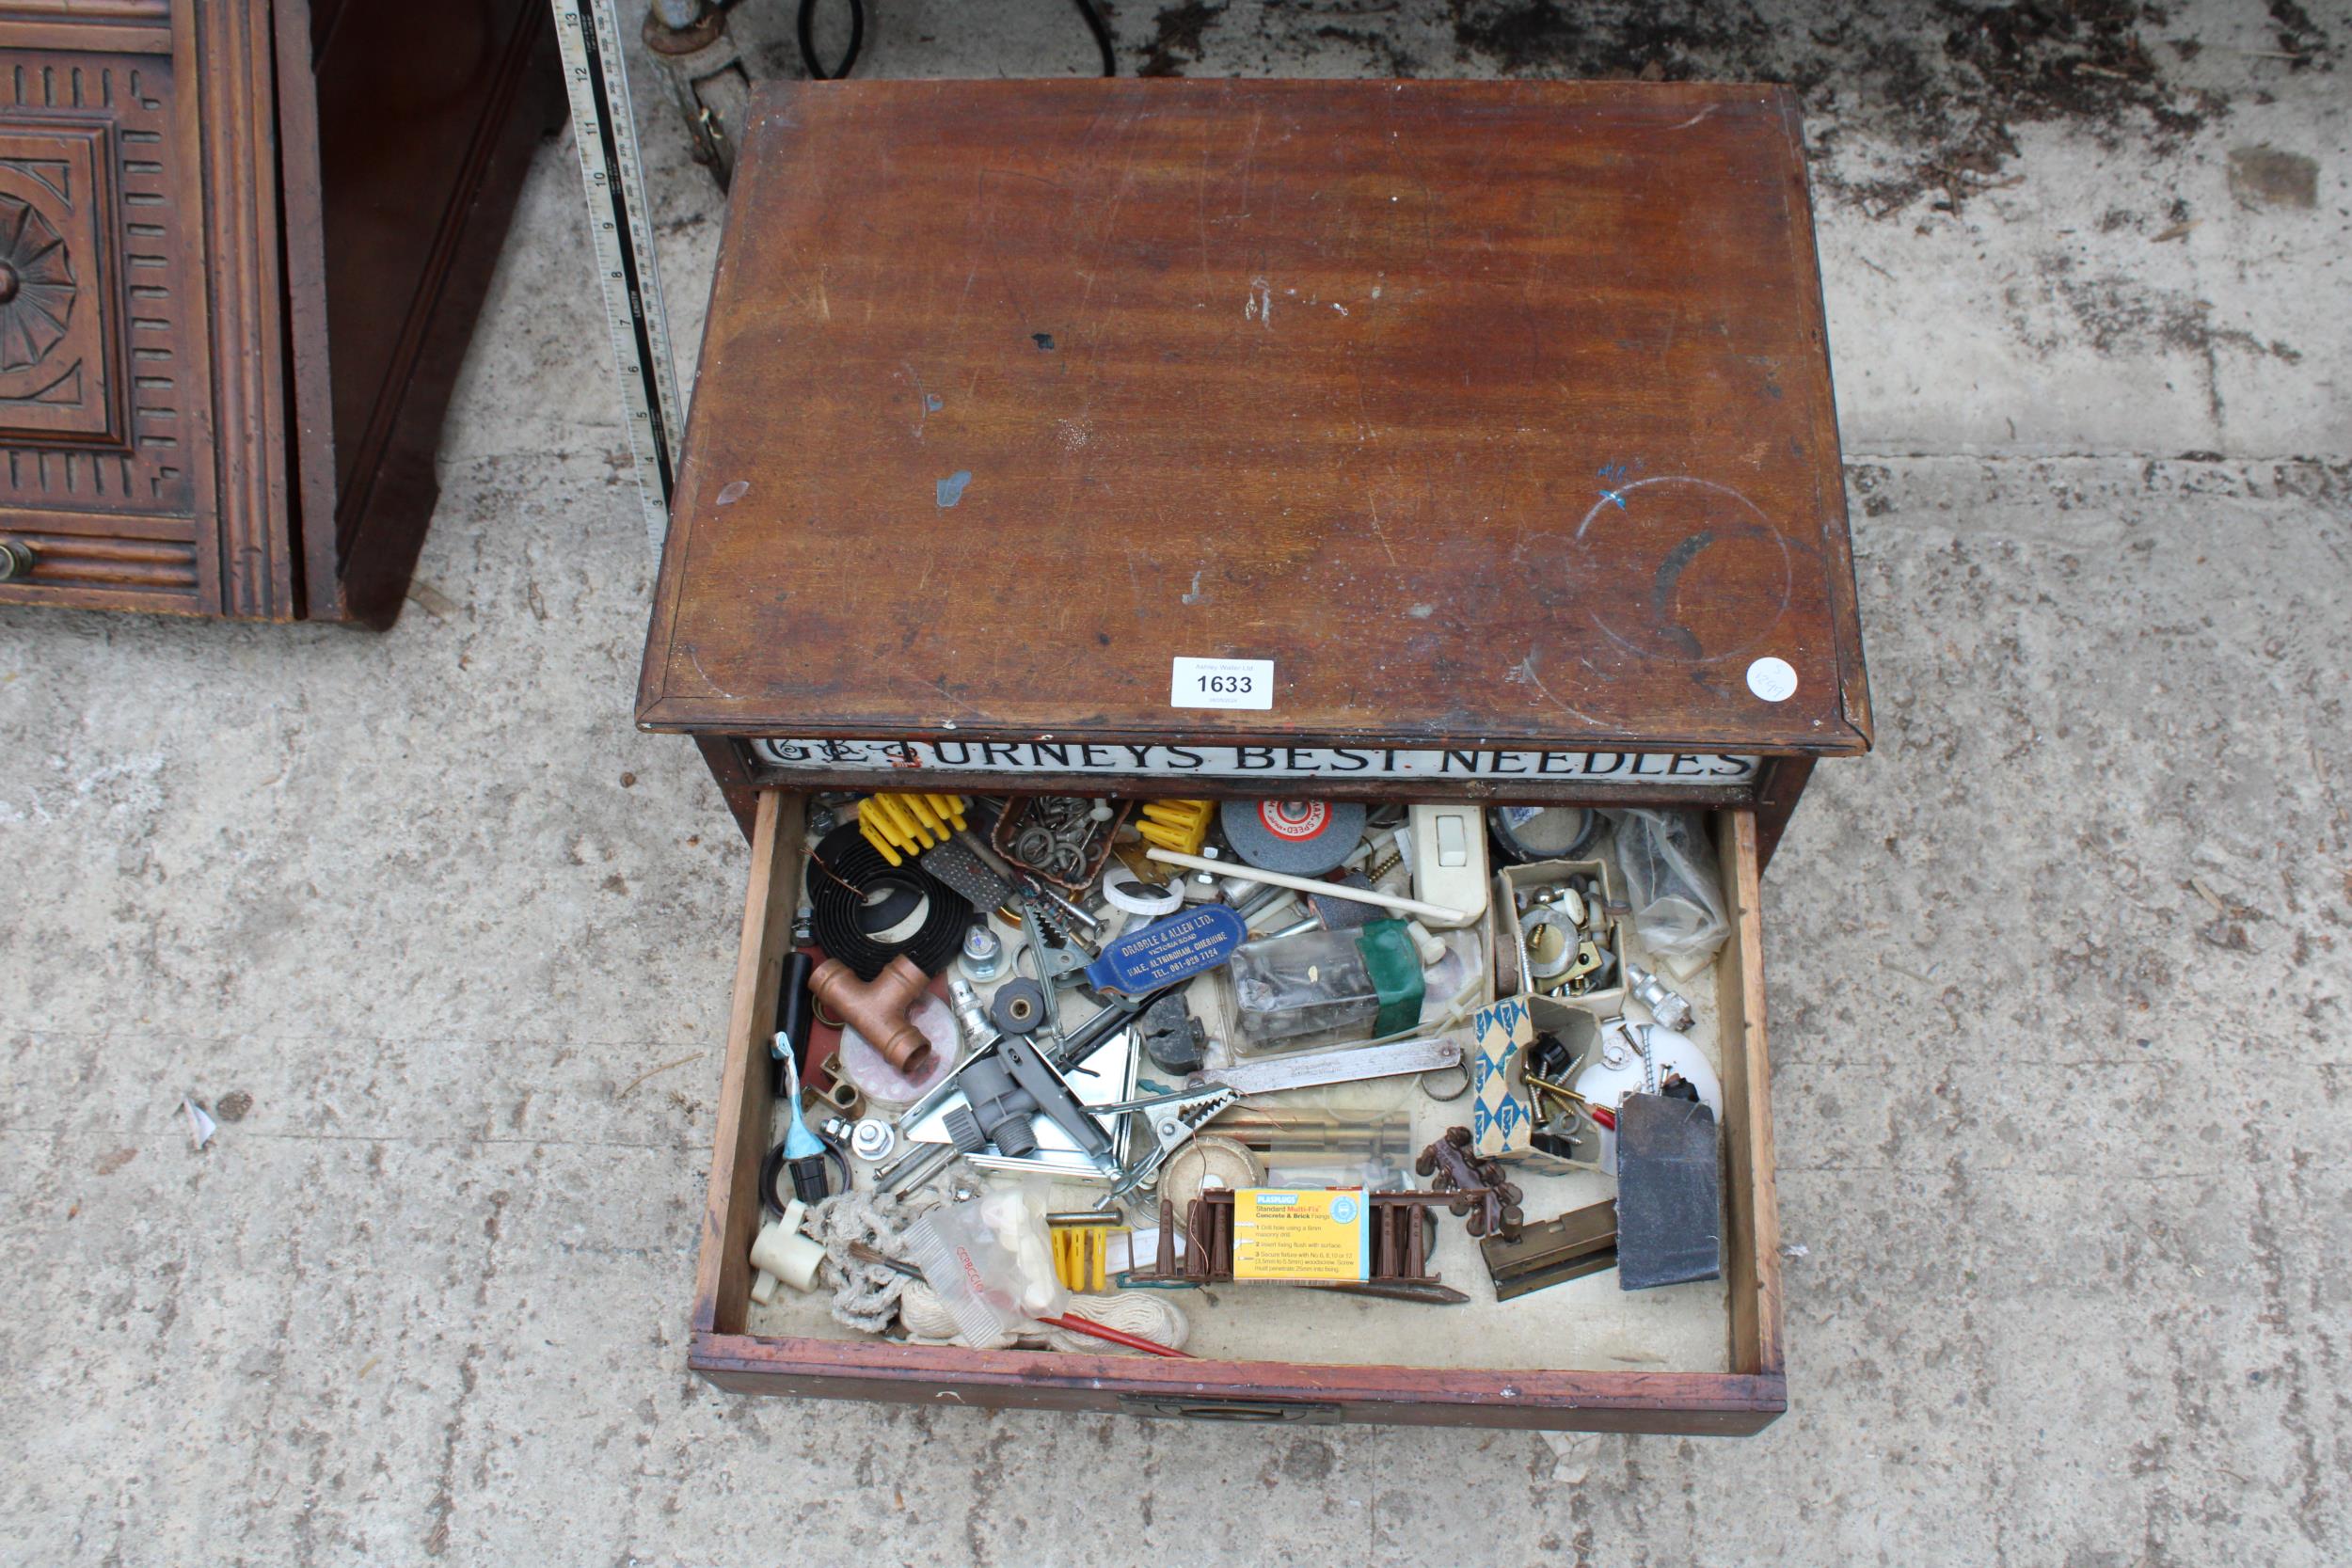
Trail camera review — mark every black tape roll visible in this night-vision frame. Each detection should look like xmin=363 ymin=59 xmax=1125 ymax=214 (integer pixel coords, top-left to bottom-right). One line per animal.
xmin=1488 ymin=804 xmax=1598 ymax=863
xmin=989 ymin=977 xmax=1047 ymax=1036
xmin=759 ymin=1130 xmax=853 ymax=1218
xmin=806 ymin=823 xmax=973 ymax=981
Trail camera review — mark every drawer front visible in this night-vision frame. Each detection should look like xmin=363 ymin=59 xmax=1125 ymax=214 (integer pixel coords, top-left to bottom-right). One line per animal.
xmin=690 ymin=738 xmax=1821 ymax=878
xmin=685 ymin=790 xmax=1785 ymax=1434
xmin=0 ymin=3 xmax=294 ymax=619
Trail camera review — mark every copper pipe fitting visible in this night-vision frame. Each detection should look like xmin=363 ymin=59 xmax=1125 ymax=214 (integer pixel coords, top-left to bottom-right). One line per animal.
xmin=807 ymin=956 xmax=934 ymax=1076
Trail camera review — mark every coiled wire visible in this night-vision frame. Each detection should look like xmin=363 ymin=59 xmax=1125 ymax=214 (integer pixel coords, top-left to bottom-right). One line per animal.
xmin=806 ymin=823 xmax=972 ymax=980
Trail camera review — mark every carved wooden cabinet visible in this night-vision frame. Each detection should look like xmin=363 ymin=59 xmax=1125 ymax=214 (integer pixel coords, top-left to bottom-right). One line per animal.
xmin=0 ymin=0 xmax=562 ymax=625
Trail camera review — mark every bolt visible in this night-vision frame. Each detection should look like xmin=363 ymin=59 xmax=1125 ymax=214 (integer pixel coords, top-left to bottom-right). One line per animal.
xmin=958 ymin=923 xmax=1005 ymax=981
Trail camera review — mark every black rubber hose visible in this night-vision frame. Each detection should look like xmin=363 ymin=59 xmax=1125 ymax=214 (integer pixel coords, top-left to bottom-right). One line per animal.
xmin=792 ymin=0 xmax=1107 ymax=82
xmin=796 ymin=0 xmax=866 ymax=80
xmin=1072 ymin=0 xmax=1116 ymax=76
xmin=771 ymin=951 xmax=816 ymax=1100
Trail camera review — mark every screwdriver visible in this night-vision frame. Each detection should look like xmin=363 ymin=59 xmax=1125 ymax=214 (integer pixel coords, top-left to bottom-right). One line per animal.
xmin=775 ymin=1033 xmax=832 ymax=1205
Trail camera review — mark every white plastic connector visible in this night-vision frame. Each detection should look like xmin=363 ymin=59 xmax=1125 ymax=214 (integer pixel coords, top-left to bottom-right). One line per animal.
xmin=749 ymin=1198 xmax=825 ymax=1302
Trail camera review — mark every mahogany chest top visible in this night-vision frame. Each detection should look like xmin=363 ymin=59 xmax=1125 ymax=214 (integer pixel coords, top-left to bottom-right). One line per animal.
xmin=639 ymin=78 xmax=1869 ymax=765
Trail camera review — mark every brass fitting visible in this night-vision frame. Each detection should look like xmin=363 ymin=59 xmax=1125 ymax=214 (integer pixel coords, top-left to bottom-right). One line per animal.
xmin=807 ymin=955 xmax=934 ymax=1075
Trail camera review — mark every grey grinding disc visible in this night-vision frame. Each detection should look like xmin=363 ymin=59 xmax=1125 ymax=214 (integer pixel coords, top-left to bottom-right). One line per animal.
xmin=1220 ymin=799 xmax=1368 ymax=876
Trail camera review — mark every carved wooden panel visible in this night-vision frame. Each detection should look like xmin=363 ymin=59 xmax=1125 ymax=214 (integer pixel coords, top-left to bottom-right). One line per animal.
xmin=0 ymin=10 xmax=207 ymax=611
xmin=0 ymin=121 xmax=117 ymax=440
xmin=0 ymin=0 xmax=561 ymax=622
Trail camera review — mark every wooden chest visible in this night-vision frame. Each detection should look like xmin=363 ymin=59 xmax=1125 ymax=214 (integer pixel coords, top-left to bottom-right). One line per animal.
xmin=642 ymin=77 xmax=1868 ymax=1432
xmin=0 ymin=0 xmax=563 ymax=625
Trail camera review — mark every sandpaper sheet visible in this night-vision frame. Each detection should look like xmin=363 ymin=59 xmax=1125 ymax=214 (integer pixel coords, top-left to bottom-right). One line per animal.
xmin=1615 ymin=1094 xmax=1724 ymax=1291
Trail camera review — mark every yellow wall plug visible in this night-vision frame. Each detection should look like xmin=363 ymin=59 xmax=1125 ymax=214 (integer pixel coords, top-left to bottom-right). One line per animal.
xmin=856 ymin=792 xmax=969 ymax=865
xmin=1136 ymin=799 xmax=1213 ymax=856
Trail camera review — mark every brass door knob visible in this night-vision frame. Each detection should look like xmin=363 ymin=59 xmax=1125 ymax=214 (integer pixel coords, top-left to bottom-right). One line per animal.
xmin=0 ymin=540 xmax=34 ymax=581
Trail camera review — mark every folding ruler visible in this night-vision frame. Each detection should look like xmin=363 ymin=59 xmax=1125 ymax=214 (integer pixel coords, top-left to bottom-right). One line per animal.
xmin=548 ymin=0 xmax=686 ymax=549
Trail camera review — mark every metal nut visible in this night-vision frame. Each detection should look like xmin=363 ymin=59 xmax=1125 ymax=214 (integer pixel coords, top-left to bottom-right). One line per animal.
xmin=850 ymin=1117 xmax=896 ymax=1162
xmin=0 ymin=540 xmax=33 ymax=582
xmin=1521 ymin=907 xmax=1581 ymax=979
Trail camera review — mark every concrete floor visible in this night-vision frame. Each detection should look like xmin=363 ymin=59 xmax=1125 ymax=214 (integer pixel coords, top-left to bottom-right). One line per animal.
xmin=3 ymin=1 xmax=2347 ymax=1562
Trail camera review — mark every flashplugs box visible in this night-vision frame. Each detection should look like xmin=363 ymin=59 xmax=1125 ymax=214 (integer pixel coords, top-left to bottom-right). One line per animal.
xmin=1231 ymin=1189 xmax=1372 ymax=1282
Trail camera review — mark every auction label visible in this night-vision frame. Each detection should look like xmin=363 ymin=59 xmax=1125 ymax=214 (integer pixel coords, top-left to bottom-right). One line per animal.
xmin=1170 ymin=657 xmax=1274 ymax=711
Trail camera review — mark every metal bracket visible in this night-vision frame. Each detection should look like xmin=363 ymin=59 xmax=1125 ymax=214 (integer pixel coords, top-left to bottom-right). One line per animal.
xmin=640 ymin=5 xmax=752 ymax=189
xmin=1481 ymin=1200 xmax=1620 ymax=1301
xmin=1091 ymin=1085 xmax=1242 ymax=1208
xmin=548 ymin=0 xmax=685 ymax=549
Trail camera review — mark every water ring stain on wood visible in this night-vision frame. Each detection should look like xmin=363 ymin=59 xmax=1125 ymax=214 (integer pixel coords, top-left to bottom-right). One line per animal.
xmin=1572 ymin=477 xmax=1794 ymax=664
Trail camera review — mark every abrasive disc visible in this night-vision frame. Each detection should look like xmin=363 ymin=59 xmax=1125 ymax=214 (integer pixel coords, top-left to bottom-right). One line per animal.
xmin=1219 ymin=799 xmax=1367 ymax=875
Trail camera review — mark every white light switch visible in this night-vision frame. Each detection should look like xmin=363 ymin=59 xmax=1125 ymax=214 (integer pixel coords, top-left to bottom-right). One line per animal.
xmin=1406 ymin=803 xmax=1487 ymax=928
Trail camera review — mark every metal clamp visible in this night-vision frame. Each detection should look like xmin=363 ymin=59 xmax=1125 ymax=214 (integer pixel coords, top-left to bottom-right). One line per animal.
xmin=1090 ymin=1085 xmax=1242 ymax=1209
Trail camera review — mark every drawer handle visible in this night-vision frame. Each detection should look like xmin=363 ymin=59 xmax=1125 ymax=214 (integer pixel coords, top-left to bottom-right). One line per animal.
xmin=1119 ymin=1396 xmax=1340 ymax=1424
xmin=0 ymin=541 xmax=31 ymax=581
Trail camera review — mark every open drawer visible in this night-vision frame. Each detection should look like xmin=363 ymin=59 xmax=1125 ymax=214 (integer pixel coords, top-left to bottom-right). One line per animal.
xmin=687 ymin=791 xmax=1782 ymax=1433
